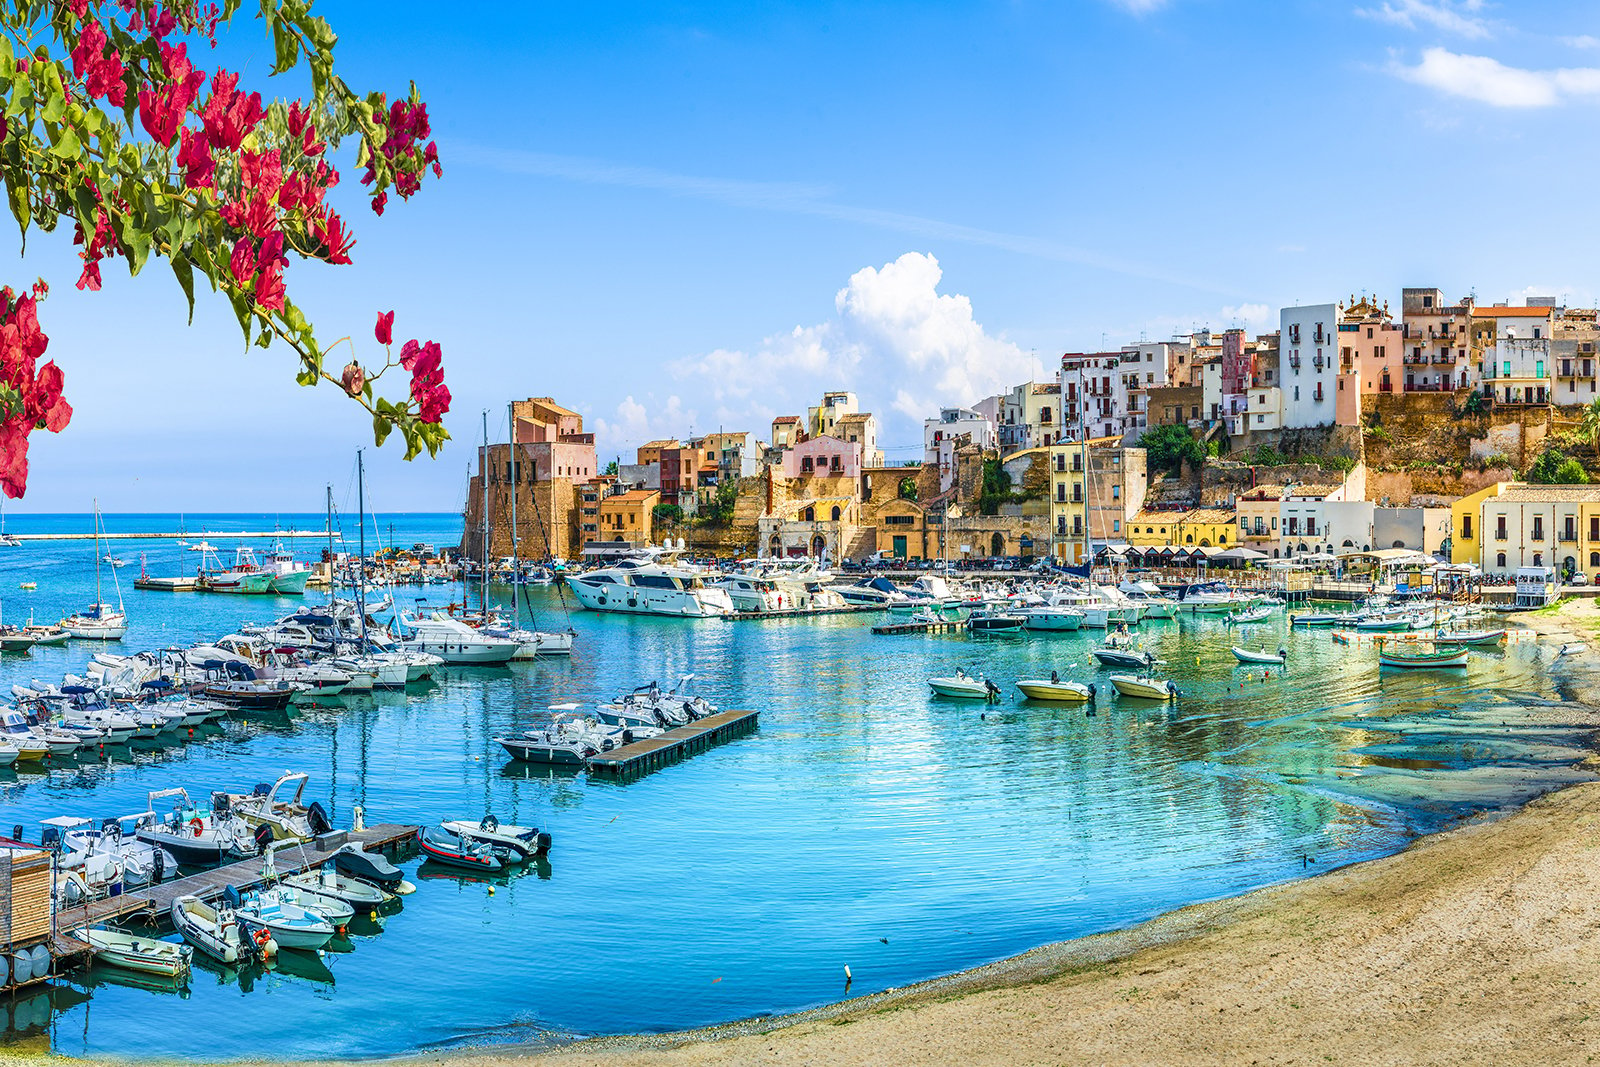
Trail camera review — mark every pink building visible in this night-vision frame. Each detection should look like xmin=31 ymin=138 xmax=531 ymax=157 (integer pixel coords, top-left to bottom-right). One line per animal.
xmin=1336 ymin=295 xmax=1403 ymax=398
xmin=1221 ymin=328 xmax=1253 ymax=396
xmin=782 ymin=436 xmax=862 ymax=479
xmin=508 ymin=396 xmax=596 ymax=484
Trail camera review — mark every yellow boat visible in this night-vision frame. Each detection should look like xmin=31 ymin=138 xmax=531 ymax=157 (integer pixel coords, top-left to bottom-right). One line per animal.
xmin=1015 ymin=679 xmax=1096 ymax=702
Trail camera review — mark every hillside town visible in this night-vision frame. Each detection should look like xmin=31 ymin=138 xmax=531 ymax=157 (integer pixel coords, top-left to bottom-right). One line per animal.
xmin=464 ymin=287 xmax=1600 ymax=582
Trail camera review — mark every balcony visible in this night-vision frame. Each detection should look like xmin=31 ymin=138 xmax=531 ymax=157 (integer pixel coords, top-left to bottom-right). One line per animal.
xmin=1560 ymin=533 xmax=1578 ymax=543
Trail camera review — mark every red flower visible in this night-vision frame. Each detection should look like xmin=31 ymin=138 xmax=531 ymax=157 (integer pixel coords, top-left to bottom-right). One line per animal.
xmin=228 ymin=239 xmax=256 ymax=288
xmin=375 ymin=311 xmax=394 ymax=346
xmin=76 ymin=261 xmax=102 ymax=292
xmin=309 ymin=210 xmax=354 ymax=265
xmin=406 ymin=340 xmax=449 ymax=423
xmin=254 ymin=263 xmax=285 ymax=311
xmin=70 ymin=20 xmax=126 ymax=107
xmin=370 ymin=192 xmax=387 ymax=216
xmin=398 ymin=339 xmax=420 ymax=370
xmin=0 ymin=418 xmax=30 ymax=499
xmin=200 ymin=71 xmax=265 ymax=153
xmin=177 ymin=127 xmax=214 ymax=188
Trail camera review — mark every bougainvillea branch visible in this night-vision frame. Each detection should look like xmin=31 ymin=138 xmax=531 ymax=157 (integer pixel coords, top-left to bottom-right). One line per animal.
xmin=0 ymin=0 xmax=450 ymax=496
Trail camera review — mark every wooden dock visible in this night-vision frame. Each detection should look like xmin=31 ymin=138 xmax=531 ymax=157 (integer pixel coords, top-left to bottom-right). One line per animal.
xmin=587 ymin=709 xmax=759 ymax=778
xmin=872 ymin=618 xmax=969 ymax=635
xmin=52 ymin=823 xmax=419 ymax=937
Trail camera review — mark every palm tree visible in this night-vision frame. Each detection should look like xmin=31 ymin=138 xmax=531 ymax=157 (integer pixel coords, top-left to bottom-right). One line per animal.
xmin=1582 ymin=398 xmax=1600 ymax=467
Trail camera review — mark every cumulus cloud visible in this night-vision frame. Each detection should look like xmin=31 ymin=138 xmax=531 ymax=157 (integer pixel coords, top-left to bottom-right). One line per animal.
xmin=596 ymin=253 xmax=1031 ymax=462
xmin=1222 ymin=303 xmax=1274 ymax=331
xmin=1393 ymin=47 xmax=1600 ymax=107
xmin=1357 ymin=0 xmax=1489 ymax=38
xmin=1565 ymin=34 xmax=1600 ymax=50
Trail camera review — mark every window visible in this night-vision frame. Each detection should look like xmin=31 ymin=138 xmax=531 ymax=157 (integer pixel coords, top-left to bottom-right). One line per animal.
xmin=1504 ymin=361 xmax=1512 ymax=376
xmin=1534 ymin=552 xmax=1544 ymax=567
xmin=1533 ymin=516 xmax=1544 ymax=542
xmin=1497 ymin=552 xmax=1507 ymax=567
xmin=1462 ymin=515 xmax=1473 ymax=539
xmin=1496 ymin=516 xmax=1507 ymax=540
xmin=831 ymin=506 xmax=842 ymax=521
xmin=1294 ymin=386 xmax=1300 ymax=401
xmin=1591 ymin=551 xmax=1599 ymax=567
xmin=1592 ymin=516 xmax=1599 ymax=542
xmin=1424 ymin=295 xmax=1434 ymax=308
xmin=1112 ymin=485 xmax=1121 ymax=500
xmin=1113 ymin=520 xmax=1121 ymax=533
xmin=1537 ymin=361 xmax=1545 ymax=378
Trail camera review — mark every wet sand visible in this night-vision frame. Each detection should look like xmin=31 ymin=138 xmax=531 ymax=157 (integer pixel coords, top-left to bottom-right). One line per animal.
xmin=22 ymin=603 xmax=1600 ymax=1067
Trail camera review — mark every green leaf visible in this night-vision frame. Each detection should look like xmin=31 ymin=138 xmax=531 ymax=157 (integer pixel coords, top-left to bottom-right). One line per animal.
xmin=372 ymin=412 xmax=391 ymax=447
xmin=49 ymin=127 xmax=81 ymax=160
xmin=39 ymin=87 xmax=62 ymax=124
xmin=126 ymin=226 xmax=150 ymax=275
xmin=272 ymin=20 xmax=298 ymax=75
xmin=170 ymin=256 xmax=195 ymax=323
xmin=0 ymin=37 xmax=14 ymax=80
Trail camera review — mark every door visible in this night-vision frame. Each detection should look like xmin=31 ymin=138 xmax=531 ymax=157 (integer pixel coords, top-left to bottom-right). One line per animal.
xmin=892 ymin=535 xmax=907 ymax=559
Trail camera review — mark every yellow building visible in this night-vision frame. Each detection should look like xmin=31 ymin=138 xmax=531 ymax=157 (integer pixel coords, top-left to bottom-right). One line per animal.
xmin=597 ymin=488 xmax=660 ymax=545
xmin=1047 ymin=444 xmax=1089 ymax=561
xmin=1449 ymin=482 xmax=1507 ymax=565
xmin=1126 ymin=507 xmax=1236 ymax=548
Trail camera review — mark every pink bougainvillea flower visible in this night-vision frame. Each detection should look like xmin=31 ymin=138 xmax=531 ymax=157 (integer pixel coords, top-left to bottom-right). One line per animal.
xmin=340 ymin=361 xmax=365 ymax=397
xmin=375 ymin=311 xmax=394 ymax=346
xmin=370 ymin=192 xmax=387 ymax=216
xmin=177 ymin=127 xmax=215 ymax=189
xmin=228 ymin=239 xmax=256 ymax=288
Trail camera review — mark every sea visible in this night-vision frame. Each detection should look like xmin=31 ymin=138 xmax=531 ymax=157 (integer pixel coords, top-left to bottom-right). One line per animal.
xmin=0 ymin=512 xmax=1592 ymax=1059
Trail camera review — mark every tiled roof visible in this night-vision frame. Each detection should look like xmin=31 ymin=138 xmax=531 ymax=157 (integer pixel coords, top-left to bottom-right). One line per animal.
xmin=1184 ymin=507 xmax=1237 ymax=524
xmin=1471 ymin=306 xmax=1554 ymax=318
xmin=772 ymin=415 xmax=801 ymax=424
xmin=1495 ymin=484 xmax=1600 ymax=503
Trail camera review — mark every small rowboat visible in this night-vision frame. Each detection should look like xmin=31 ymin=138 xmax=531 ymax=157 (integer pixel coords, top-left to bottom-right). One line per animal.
xmin=1430 ymin=629 xmax=1506 ymax=648
xmin=1227 ymin=607 xmax=1273 ymax=626
xmin=1355 ymin=616 xmax=1411 ymax=632
xmin=1108 ymin=674 xmax=1179 ymax=700
xmin=1014 ymin=679 xmax=1096 ymax=702
xmin=928 ymin=670 xmax=998 ymax=700
xmin=1231 ymin=646 xmax=1286 ymax=665
xmin=78 ymin=925 xmax=193 ymax=978
xmin=1378 ymin=643 xmax=1469 ymax=669
xmin=419 ymin=827 xmax=504 ymax=872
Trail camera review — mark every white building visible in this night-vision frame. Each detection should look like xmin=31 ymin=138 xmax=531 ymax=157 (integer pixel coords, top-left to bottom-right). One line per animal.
xmin=924 ymin=406 xmax=996 ymax=492
xmin=1275 ymin=483 xmax=1373 ymax=558
xmin=1475 ymin=305 xmax=1555 ymax=407
xmin=999 ymin=381 xmax=1064 ymax=452
xmin=1280 ymin=303 xmax=1339 ymax=429
xmin=1060 ymin=352 xmax=1130 ymax=441
xmin=1246 ymin=385 xmax=1282 ymax=432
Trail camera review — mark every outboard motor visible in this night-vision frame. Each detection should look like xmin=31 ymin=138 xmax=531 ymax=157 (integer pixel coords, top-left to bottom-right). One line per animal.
xmin=39 ymin=826 xmax=59 ymax=851
xmin=985 ymin=679 xmax=1002 ymax=703
xmin=152 ymin=848 xmax=165 ymax=883
xmin=253 ymin=824 xmax=274 ymax=855
xmin=480 ymin=814 xmax=500 ymax=833
xmin=101 ymin=817 xmax=120 ymax=840
xmin=1167 ymin=681 xmax=1181 ymax=698
xmin=306 ymin=801 xmax=332 ymax=837
xmin=211 ymin=791 xmax=230 ymax=817
xmin=11 ymin=824 xmax=23 ymax=842
xmin=223 ymin=883 xmax=242 ymax=910
xmin=1278 ymin=646 xmax=1288 ymax=661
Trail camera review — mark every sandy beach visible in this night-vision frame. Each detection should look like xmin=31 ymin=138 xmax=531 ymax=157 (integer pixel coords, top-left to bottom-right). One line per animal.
xmin=509 ymin=605 xmax=1600 ymax=1067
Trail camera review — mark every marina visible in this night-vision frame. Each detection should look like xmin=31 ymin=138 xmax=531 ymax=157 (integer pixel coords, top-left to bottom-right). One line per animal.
xmin=0 ymin=513 xmax=1590 ymax=1060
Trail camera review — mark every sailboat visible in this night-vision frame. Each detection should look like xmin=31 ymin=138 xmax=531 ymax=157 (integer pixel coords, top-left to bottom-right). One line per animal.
xmin=0 ymin=498 xmax=19 ymax=547
xmin=61 ymin=502 xmax=127 ymax=639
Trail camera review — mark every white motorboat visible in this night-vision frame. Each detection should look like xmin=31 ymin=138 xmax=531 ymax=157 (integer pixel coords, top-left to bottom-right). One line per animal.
xmin=927 ymin=669 xmax=999 ymax=700
xmin=0 ymin=743 xmax=16 ymax=767
xmin=1227 ymin=606 xmax=1274 ymax=626
xmin=228 ymin=884 xmax=335 ymax=951
xmin=77 ymin=925 xmax=192 ymax=978
xmin=332 ymin=652 xmax=409 ymax=690
xmin=440 ymin=815 xmax=552 ymax=860
xmin=0 ymin=710 xmax=50 ymax=761
xmin=567 ymin=558 xmax=735 ymax=617
xmin=833 ymin=576 xmax=911 ymax=607
xmin=171 ymin=894 xmax=267 ymax=964
xmin=1092 ymin=645 xmax=1155 ymax=669
xmin=1231 ymin=645 xmax=1287 ymax=665
xmin=1015 ymin=677 xmax=1096 ymax=701
xmin=1017 ymin=606 xmax=1085 ymax=632
xmin=60 ymin=691 xmax=139 ymax=743
xmin=61 ymin=601 xmax=127 ymax=640
xmin=496 ymin=712 xmax=622 ymax=764
xmin=1108 ymin=674 xmax=1180 ymax=700
xmin=395 ymin=611 xmax=519 ymax=665
xmin=478 ymin=621 xmax=574 ymax=659
xmin=283 ymin=866 xmax=394 ymax=908
xmin=135 ymin=789 xmax=255 ymax=865
xmin=61 ymin=817 xmax=178 ymax=887
xmin=595 ymin=676 xmax=716 ymax=730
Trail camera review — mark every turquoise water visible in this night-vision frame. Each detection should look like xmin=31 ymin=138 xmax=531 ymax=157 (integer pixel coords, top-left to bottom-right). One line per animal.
xmin=0 ymin=514 xmax=1592 ymax=1059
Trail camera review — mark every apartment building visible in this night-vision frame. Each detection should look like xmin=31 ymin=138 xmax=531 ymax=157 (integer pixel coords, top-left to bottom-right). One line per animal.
xmin=1452 ymin=482 xmax=1600 ymax=578
xmin=1400 ymin=287 xmax=1475 ymax=393
xmin=1474 ymin=304 xmax=1556 ymax=406
xmin=1280 ymin=304 xmax=1339 ymax=429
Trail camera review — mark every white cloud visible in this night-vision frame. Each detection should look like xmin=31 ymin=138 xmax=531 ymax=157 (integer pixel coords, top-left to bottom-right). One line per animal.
xmin=1392 ymin=47 xmax=1600 ymax=108
xmin=1222 ymin=303 xmax=1273 ymax=331
xmin=1357 ymin=0 xmax=1489 ymax=38
xmin=1565 ymin=34 xmax=1600 ymax=50
xmin=1106 ymin=0 xmax=1167 ymax=13
xmin=625 ymin=253 xmax=1033 ymax=460
xmin=593 ymin=394 xmax=700 ymax=457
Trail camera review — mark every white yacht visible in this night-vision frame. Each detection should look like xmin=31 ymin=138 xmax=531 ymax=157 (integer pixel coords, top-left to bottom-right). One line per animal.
xmin=396 ymin=611 xmax=520 ymax=665
xmin=567 ymin=559 xmax=734 ymax=617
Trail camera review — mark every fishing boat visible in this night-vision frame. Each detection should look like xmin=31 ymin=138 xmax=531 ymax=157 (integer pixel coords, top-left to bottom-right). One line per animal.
xmin=261 ymin=544 xmax=313 ymax=594
xmin=227 ymin=885 xmax=336 ymax=951
xmin=1014 ymin=677 xmax=1096 ymax=701
xmin=21 ymin=623 xmax=68 ymax=646
xmin=77 ymin=926 xmax=192 ymax=978
xmin=1430 ymin=629 xmax=1507 ymax=648
xmin=1231 ymin=645 xmax=1287 ymax=665
xmin=418 ymin=827 xmax=505 ymax=872
xmin=927 ymin=669 xmax=999 ymax=700
xmin=1108 ymin=674 xmax=1180 ymax=700
xmin=1354 ymin=615 xmax=1411 ymax=632
xmin=197 ymin=546 xmax=275 ymax=595
xmin=171 ymin=894 xmax=267 ymax=964
xmin=1378 ymin=642 xmax=1469 ymax=669
xmin=439 ymin=815 xmax=552 ymax=860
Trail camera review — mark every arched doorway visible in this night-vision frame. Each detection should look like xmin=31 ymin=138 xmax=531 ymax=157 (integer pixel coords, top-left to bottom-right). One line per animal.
xmin=811 ymin=534 xmax=827 ymax=559
xmin=768 ymin=534 xmax=781 ymax=557
xmin=802 ymin=506 xmax=815 ymax=522
xmin=990 ymin=532 xmax=1005 ymax=556
xmin=831 ymin=505 xmax=842 ymax=521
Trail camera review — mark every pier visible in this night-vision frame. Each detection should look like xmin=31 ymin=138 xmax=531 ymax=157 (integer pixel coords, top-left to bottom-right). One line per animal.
xmin=49 ymin=823 xmax=419 ymax=958
xmin=587 ymin=709 xmax=759 ymax=779
xmin=872 ymin=618 xmax=969 ymax=635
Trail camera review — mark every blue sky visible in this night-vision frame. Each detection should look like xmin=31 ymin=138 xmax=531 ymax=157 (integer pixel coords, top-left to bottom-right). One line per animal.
xmin=10 ymin=0 xmax=1600 ymax=510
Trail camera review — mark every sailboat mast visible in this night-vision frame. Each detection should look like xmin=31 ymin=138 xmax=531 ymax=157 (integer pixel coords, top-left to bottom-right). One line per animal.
xmin=356 ymin=451 xmax=368 ymax=646
xmin=325 ymin=484 xmax=334 ymax=594
xmin=481 ymin=409 xmax=490 ymax=617
xmin=507 ymin=402 xmax=520 ymax=625
xmin=1078 ymin=367 xmax=1091 ymax=567
xmin=92 ymin=497 xmax=102 ymax=604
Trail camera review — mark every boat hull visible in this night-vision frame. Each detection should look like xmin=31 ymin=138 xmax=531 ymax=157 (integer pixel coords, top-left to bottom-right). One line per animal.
xmin=1231 ymin=647 xmax=1286 ymax=665
xmin=1092 ymin=649 xmax=1152 ymax=669
xmin=567 ymin=578 xmax=734 ymax=617
xmin=927 ymin=678 xmax=991 ymax=699
xmin=1015 ymin=681 xmax=1094 ymax=701
xmin=1108 ymin=674 xmax=1177 ymax=699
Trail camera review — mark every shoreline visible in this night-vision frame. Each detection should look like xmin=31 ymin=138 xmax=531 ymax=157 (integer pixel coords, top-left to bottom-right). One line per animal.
xmin=16 ymin=604 xmax=1600 ymax=1067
